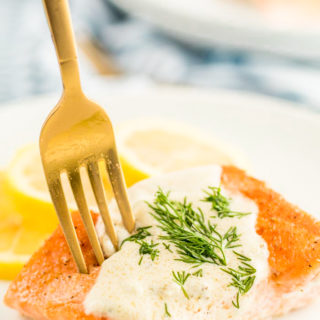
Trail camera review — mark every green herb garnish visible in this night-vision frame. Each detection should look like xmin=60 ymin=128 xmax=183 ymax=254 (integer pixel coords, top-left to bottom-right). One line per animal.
xmin=233 ymin=292 xmax=241 ymax=309
xmin=233 ymin=250 xmax=252 ymax=262
xmin=223 ymin=227 xmax=241 ymax=249
xmin=146 ymin=188 xmax=256 ymax=309
xmin=163 ymin=242 xmax=173 ymax=253
xmin=139 ymin=240 xmax=159 ymax=261
xmin=192 ymin=269 xmax=203 ymax=277
xmin=172 ymin=271 xmax=191 ymax=299
xmin=222 ymin=252 xmax=256 ymax=308
xmin=203 ymin=186 xmax=251 ymax=219
xmin=121 ymin=226 xmax=159 ymax=264
xmin=121 ymin=226 xmax=152 ymax=247
xmin=148 ymin=188 xmax=230 ymax=267
xmin=164 ymin=302 xmax=171 ymax=317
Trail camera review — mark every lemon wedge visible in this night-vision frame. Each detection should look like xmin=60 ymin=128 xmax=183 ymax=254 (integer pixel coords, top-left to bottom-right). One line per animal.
xmin=117 ymin=119 xmax=249 ymax=186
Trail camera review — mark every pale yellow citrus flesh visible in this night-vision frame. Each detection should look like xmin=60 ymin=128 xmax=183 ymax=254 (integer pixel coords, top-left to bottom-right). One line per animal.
xmin=116 ymin=120 xmax=249 ymax=181
xmin=124 ymin=129 xmax=236 ymax=172
xmin=2 ymin=144 xmax=58 ymax=232
xmin=0 ymin=172 xmax=50 ymax=280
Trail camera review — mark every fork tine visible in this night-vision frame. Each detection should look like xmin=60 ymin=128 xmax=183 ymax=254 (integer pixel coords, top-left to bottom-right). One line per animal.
xmin=48 ymin=175 xmax=88 ymax=274
xmin=87 ymin=161 xmax=118 ymax=249
xmin=105 ymin=149 xmax=135 ymax=233
xmin=68 ymin=169 xmax=104 ymax=266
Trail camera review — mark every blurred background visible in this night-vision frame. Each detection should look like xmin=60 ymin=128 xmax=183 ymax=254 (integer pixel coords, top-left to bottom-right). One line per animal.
xmin=1 ymin=0 xmax=320 ymax=289
xmin=0 ymin=0 xmax=320 ymax=110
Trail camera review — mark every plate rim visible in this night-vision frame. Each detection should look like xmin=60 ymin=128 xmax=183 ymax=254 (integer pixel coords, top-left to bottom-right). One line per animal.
xmin=1 ymin=86 xmax=319 ymax=123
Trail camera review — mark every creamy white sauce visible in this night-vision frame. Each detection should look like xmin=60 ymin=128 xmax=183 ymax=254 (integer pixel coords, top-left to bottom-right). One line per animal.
xmin=84 ymin=166 xmax=269 ymax=320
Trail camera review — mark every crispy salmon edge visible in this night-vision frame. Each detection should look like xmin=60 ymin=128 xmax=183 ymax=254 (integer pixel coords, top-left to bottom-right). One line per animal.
xmin=4 ymin=166 xmax=320 ymax=320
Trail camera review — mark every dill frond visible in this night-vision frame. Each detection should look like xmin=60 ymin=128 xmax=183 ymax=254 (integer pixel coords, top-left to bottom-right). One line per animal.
xmin=203 ymin=186 xmax=252 ymax=219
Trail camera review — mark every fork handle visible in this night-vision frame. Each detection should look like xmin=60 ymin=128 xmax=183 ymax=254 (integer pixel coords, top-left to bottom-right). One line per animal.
xmin=42 ymin=0 xmax=82 ymax=92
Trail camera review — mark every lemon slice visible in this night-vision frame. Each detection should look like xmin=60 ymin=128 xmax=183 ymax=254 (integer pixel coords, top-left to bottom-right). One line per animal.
xmin=0 ymin=172 xmax=50 ymax=279
xmin=117 ymin=119 xmax=249 ymax=186
xmin=2 ymin=144 xmax=58 ymax=232
xmin=2 ymin=144 xmax=105 ymax=232
xmin=0 ymin=221 xmax=50 ymax=280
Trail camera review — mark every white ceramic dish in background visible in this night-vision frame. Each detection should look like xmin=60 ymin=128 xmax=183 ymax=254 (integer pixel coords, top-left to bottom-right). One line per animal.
xmin=110 ymin=0 xmax=320 ymax=60
xmin=0 ymin=85 xmax=320 ymax=319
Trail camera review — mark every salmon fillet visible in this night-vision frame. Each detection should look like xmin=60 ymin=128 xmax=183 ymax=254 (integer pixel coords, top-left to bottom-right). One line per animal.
xmin=4 ymin=166 xmax=320 ymax=320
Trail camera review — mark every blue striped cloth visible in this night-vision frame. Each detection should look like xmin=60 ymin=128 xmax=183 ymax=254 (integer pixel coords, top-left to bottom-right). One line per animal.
xmin=0 ymin=0 xmax=319 ymax=111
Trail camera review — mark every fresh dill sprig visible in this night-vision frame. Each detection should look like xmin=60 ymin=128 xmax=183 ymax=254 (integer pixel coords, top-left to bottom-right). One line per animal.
xmin=164 ymin=302 xmax=171 ymax=317
xmin=223 ymin=227 xmax=241 ymax=249
xmin=121 ymin=226 xmax=152 ymax=247
xmin=222 ymin=251 xmax=256 ymax=309
xmin=192 ymin=269 xmax=203 ymax=277
xmin=233 ymin=292 xmax=240 ymax=309
xmin=148 ymin=188 xmax=230 ymax=267
xmin=163 ymin=242 xmax=173 ymax=253
xmin=121 ymin=226 xmax=159 ymax=264
xmin=172 ymin=271 xmax=191 ymax=299
xmin=233 ymin=251 xmax=252 ymax=262
xmin=139 ymin=240 xmax=159 ymax=261
xmin=203 ymin=186 xmax=251 ymax=219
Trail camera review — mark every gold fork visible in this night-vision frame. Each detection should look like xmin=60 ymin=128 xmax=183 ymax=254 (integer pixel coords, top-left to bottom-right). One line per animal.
xmin=40 ymin=0 xmax=135 ymax=273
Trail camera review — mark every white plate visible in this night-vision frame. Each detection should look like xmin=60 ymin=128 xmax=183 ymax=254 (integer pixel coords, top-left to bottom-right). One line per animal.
xmin=110 ymin=0 xmax=320 ymax=60
xmin=1 ymin=85 xmax=320 ymax=319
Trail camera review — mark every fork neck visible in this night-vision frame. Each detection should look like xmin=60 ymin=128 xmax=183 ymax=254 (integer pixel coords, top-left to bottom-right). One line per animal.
xmin=59 ymin=58 xmax=82 ymax=94
xmin=42 ymin=0 xmax=83 ymax=94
